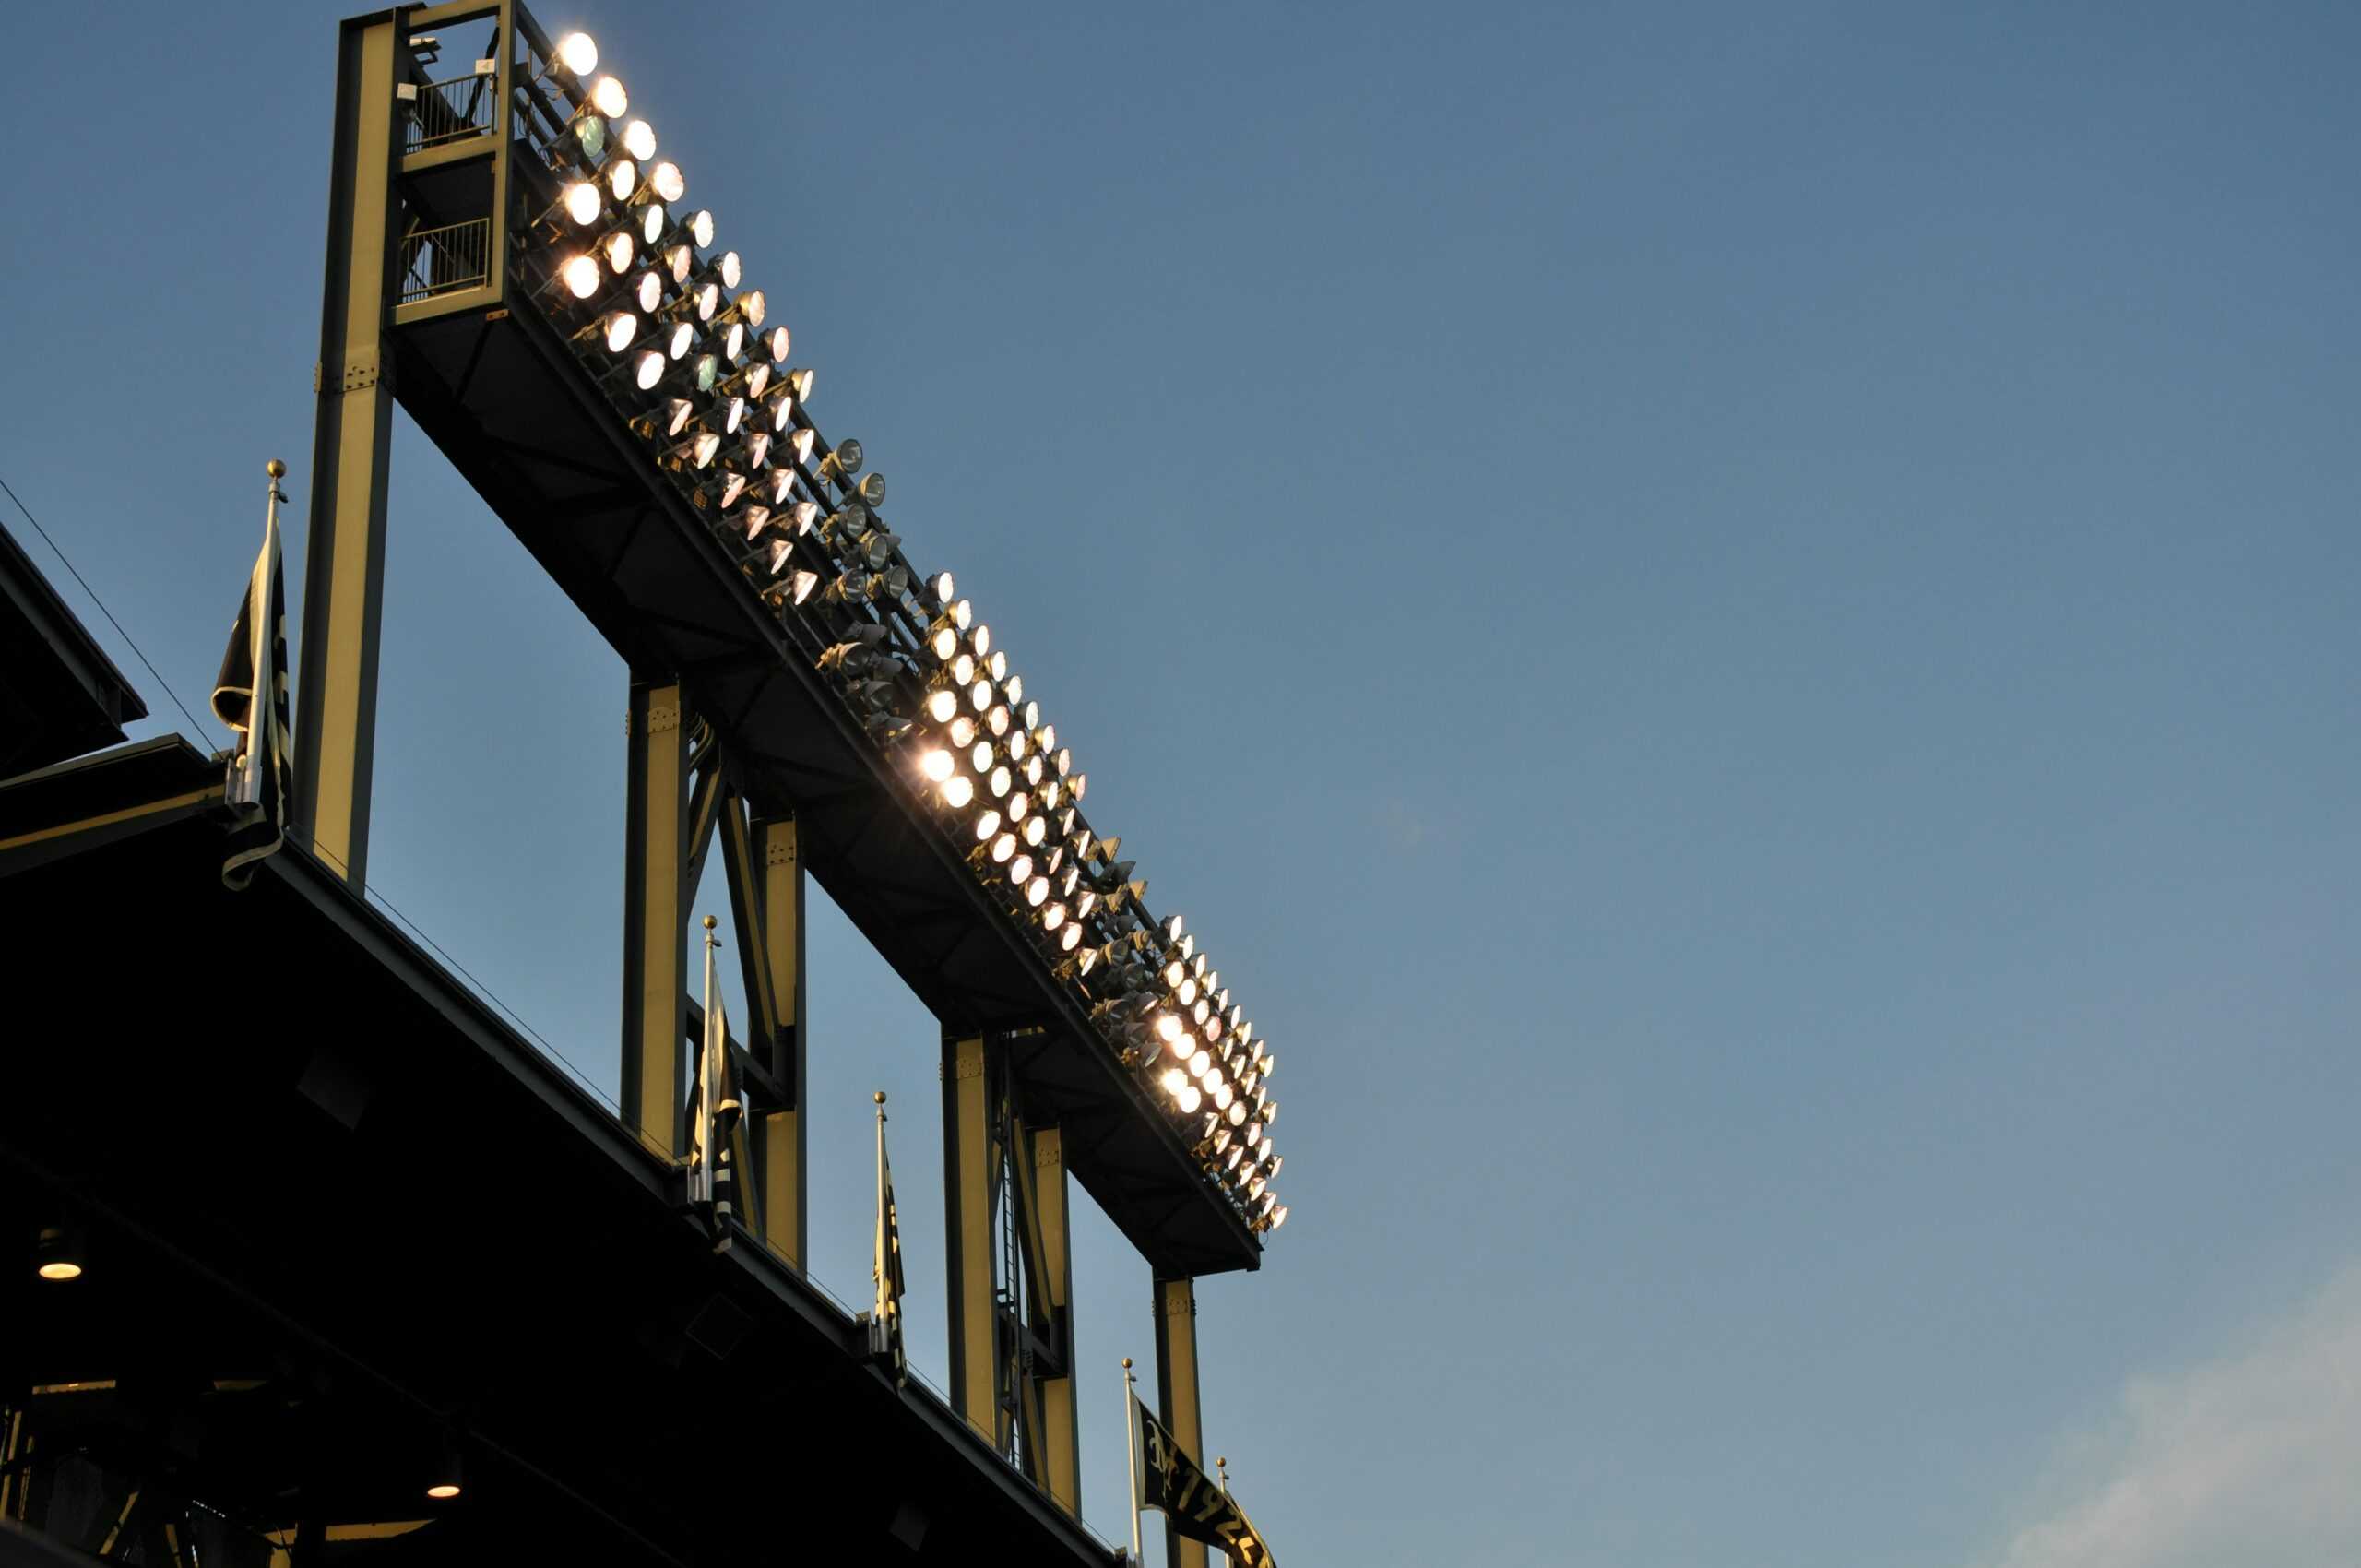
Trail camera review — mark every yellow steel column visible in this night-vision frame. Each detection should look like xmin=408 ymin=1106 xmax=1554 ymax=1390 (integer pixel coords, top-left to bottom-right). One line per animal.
xmin=753 ymin=814 xmax=806 ymax=1267
xmin=291 ymin=14 xmax=401 ymax=887
xmin=1029 ymin=1124 xmax=1082 ymax=1513
xmin=1156 ymin=1276 xmax=1209 ymax=1568
xmin=620 ymin=680 xmax=688 ymax=1160
xmin=941 ymin=1032 xmax=1002 ymax=1446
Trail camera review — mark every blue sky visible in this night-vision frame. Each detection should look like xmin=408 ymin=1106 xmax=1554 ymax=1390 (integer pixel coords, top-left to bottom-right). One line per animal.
xmin=6 ymin=3 xmax=2359 ymax=1563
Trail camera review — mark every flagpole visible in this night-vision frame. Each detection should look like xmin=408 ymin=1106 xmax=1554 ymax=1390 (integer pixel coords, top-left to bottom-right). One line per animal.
xmin=1122 ymin=1356 xmax=1143 ymax=1567
xmin=872 ymin=1089 xmax=887 ymax=1336
xmin=698 ymin=915 xmax=718 ymax=1210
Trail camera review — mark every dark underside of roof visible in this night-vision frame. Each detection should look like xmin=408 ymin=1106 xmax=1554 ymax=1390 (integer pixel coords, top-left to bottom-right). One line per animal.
xmin=0 ymin=747 xmax=1112 ymax=1565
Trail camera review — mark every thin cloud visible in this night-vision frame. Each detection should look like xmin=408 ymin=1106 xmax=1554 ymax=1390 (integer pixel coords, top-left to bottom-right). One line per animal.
xmin=1989 ymin=1262 xmax=2361 ymax=1568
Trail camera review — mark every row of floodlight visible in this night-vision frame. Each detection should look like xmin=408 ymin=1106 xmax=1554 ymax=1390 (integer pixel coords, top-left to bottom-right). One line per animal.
xmin=514 ymin=30 xmax=1287 ymax=1235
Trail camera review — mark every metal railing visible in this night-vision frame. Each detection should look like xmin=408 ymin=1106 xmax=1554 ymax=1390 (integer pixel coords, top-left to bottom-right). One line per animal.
xmin=403 ymin=70 xmax=496 ymax=150
xmin=398 ymin=218 xmax=492 ymax=304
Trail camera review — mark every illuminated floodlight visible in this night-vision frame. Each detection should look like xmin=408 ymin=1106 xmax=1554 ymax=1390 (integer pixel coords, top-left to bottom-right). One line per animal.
xmin=560 ymin=255 xmax=601 ymax=299
xmin=623 ymin=119 xmax=657 ymax=160
xmin=690 ymin=209 xmax=716 ymax=247
xmin=607 ymin=158 xmax=636 ymax=203
xmin=598 ymin=311 xmax=636 ymax=352
xmin=765 ymin=326 xmax=791 ymax=362
xmin=648 ymin=161 xmax=686 ymax=202
xmin=555 ymin=31 xmax=599 ymax=76
xmin=563 ymin=181 xmax=601 ymax=225
xmin=602 ymin=230 xmax=634 ymax=272
xmin=590 ymin=75 xmax=628 ymax=117
xmin=942 ymin=776 xmax=974 ymax=809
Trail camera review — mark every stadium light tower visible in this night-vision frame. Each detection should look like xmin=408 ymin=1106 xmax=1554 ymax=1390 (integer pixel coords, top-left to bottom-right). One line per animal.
xmin=293 ymin=6 xmax=1287 ymax=1546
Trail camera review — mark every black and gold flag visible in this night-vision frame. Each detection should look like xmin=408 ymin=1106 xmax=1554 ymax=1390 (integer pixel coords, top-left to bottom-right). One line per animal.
xmin=872 ymin=1099 xmax=907 ymax=1382
xmin=210 ymin=475 xmax=291 ymax=890
xmin=692 ymin=930 xmax=742 ymax=1252
xmin=1133 ymin=1396 xmax=1275 ymax=1567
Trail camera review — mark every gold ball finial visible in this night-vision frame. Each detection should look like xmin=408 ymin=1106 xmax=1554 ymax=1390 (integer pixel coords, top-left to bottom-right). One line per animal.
xmin=1218 ymin=1455 xmax=1228 ymax=1467
xmin=873 ymin=1090 xmax=887 ymax=1105
xmin=703 ymin=914 xmax=717 ymax=930
xmin=1121 ymin=1357 xmax=1133 ymax=1370
xmin=266 ymin=459 xmax=286 ymax=479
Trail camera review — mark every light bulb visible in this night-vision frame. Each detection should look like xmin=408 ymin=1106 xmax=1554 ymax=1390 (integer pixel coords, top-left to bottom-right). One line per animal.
xmin=555 ymin=32 xmax=598 ymax=76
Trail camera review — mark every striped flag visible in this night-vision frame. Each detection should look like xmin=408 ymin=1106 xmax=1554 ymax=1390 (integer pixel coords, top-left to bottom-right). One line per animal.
xmin=210 ymin=471 xmax=291 ymax=890
xmin=692 ymin=926 xmax=742 ymax=1252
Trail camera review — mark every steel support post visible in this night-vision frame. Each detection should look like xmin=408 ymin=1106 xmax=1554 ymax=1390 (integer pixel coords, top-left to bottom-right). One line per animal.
xmin=292 ymin=13 xmax=401 ymax=886
xmin=942 ymin=1032 xmax=1003 ymax=1449
xmin=1023 ymin=1123 xmax=1083 ymax=1513
xmin=750 ymin=814 xmax=806 ymax=1266
xmin=620 ymin=679 xmax=689 ymax=1159
xmin=1156 ymin=1276 xmax=1208 ymax=1568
